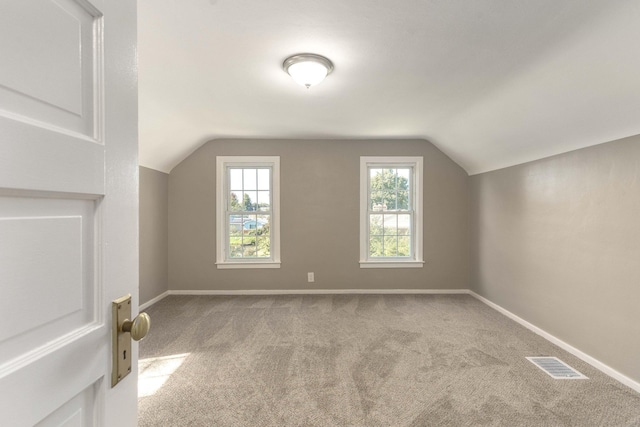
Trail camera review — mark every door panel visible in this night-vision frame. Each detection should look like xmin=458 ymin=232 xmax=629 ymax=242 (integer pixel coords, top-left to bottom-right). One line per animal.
xmin=35 ymin=383 xmax=98 ymax=427
xmin=0 ymin=196 xmax=97 ymax=365
xmin=0 ymin=330 xmax=104 ymax=426
xmin=0 ymin=0 xmax=100 ymax=137
xmin=0 ymin=0 xmax=104 ymax=197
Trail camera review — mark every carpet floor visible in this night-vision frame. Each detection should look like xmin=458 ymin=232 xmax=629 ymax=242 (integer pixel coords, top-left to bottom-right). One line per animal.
xmin=138 ymin=294 xmax=640 ymax=426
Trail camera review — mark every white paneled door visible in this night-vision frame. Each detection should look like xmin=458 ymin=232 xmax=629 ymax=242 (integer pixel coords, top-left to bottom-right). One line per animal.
xmin=0 ymin=0 xmax=138 ymax=425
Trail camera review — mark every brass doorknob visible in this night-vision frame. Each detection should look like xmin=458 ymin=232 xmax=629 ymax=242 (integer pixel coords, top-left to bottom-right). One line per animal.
xmin=121 ymin=312 xmax=151 ymax=341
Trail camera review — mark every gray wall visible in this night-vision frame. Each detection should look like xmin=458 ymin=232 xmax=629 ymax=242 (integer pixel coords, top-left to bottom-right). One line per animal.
xmin=140 ymin=166 xmax=169 ymax=305
xmin=471 ymin=136 xmax=640 ymax=383
xmin=168 ymin=139 xmax=470 ymax=291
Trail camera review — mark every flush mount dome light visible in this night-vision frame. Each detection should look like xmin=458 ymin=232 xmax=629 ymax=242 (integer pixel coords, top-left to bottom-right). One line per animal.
xmin=283 ymin=53 xmax=334 ymax=88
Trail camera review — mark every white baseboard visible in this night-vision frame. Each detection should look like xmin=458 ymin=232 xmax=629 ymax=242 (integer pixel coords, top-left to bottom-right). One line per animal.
xmin=468 ymin=290 xmax=640 ymax=394
xmin=166 ymin=288 xmax=469 ymax=296
xmin=138 ymin=289 xmax=465 ymax=309
xmin=139 ymin=291 xmax=170 ymax=310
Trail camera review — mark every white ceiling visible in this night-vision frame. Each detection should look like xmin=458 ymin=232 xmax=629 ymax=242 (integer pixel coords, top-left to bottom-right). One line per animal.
xmin=138 ymin=0 xmax=640 ymax=175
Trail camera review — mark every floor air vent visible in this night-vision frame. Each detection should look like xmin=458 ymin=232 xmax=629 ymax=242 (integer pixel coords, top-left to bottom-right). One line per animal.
xmin=526 ymin=357 xmax=588 ymax=379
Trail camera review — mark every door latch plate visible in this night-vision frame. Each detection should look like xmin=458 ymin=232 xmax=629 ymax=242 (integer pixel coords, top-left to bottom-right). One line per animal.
xmin=111 ymin=294 xmax=132 ymax=387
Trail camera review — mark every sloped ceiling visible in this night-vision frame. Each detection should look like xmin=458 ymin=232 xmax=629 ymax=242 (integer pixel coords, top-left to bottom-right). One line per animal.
xmin=138 ymin=0 xmax=640 ymax=174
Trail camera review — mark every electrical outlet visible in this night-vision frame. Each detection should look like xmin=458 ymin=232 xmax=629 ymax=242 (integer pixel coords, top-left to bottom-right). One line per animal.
xmin=307 ymin=272 xmax=314 ymax=282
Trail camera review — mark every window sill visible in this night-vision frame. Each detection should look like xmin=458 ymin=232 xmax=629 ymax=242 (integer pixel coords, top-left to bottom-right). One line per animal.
xmin=359 ymin=260 xmax=424 ymax=269
xmin=216 ymin=262 xmax=281 ymax=269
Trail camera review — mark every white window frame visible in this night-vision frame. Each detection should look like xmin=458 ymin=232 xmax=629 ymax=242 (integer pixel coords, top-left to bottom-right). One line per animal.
xmin=359 ymin=156 xmax=424 ymax=268
xmin=216 ymin=156 xmax=281 ymax=269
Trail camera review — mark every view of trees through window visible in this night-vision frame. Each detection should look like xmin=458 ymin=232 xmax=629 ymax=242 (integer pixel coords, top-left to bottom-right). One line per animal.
xmin=227 ymin=167 xmax=271 ymax=258
xmin=368 ymin=167 xmax=412 ymax=257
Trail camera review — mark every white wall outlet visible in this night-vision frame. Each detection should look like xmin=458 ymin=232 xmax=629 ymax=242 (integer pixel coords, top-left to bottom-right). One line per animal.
xmin=307 ymin=272 xmax=314 ymax=282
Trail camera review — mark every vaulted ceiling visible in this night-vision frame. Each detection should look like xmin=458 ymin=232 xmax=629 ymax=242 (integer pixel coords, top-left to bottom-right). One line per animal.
xmin=138 ymin=0 xmax=640 ymax=174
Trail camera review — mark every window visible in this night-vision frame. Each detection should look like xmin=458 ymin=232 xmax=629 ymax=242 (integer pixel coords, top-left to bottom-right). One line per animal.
xmin=216 ymin=156 xmax=280 ymax=268
xmin=360 ymin=156 xmax=423 ymax=268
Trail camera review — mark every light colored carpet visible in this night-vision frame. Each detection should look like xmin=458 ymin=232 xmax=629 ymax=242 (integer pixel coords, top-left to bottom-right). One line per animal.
xmin=138 ymin=294 xmax=640 ymax=426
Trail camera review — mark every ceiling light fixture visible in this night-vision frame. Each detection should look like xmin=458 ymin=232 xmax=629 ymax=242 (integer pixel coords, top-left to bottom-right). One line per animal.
xmin=283 ymin=53 xmax=334 ymax=88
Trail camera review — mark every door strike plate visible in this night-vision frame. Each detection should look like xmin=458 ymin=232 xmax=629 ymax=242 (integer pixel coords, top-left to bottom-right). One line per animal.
xmin=111 ymin=294 xmax=133 ymax=387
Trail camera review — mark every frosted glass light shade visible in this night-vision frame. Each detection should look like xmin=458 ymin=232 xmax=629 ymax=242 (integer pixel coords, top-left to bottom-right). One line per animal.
xmin=283 ymin=54 xmax=334 ymax=88
xmin=287 ymin=61 xmax=328 ymax=87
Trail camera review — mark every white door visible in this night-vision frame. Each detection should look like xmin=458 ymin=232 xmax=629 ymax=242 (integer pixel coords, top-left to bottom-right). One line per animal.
xmin=0 ymin=0 xmax=139 ymax=425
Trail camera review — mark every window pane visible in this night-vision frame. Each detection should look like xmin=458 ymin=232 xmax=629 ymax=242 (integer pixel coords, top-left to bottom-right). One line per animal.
xmin=370 ymin=191 xmax=384 ymax=210
xmin=369 ymin=235 xmax=383 ymax=257
xmin=257 ymin=237 xmax=270 ymax=257
xmin=398 ymin=214 xmax=411 ymax=235
xmin=396 ymin=190 xmax=409 ymax=210
xmin=229 ymin=168 xmax=243 ymax=191
xmin=397 ymin=169 xmax=410 ymax=207
xmin=257 ymin=215 xmax=270 ymax=236
xmin=243 ymin=169 xmax=257 ymax=190
xmin=242 ymin=214 xmax=258 ymax=235
xmin=229 ymin=191 xmax=243 ymax=211
xmin=229 ymin=238 xmax=242 ymax=253
xmin=229 ymin=215 xmax=243 ymax=256
xmin=370 ymin=168 xmax=412 ymax=212
xmin=243 ymin=245 xmax=257 ymax=258
xmin=229 ymin=216 xmax=243 ymax=237
xmin=397 ymin=168 xmax=410 ymax=184
xmin=235 ymin=209 xmax=267 ymax=257
xmin=257 ymin=169 xmax=270 ymax=190
xmin=376 ymin=192 xmax=396 ymax=211
xmin=242 ymin=192 xmax=257 ymax=211
xmin=229 ymin=245 xmax=243 ymax=258
xmin=369 ymin=168 xmax=383 ymax=185
xmin=383 ymin=214 xmax=397 ymax=235
xmin=257 ymin=191 xmax=270 ymax=210
xmin=370 ymin=169 xmax=395 ymax=193
xmin=384 ymin=236 xmax=398 ymax=257
xmin=397 ymin=236 xmax=410 ymax=257
xmin=244 ymin=237 xmax=256 ymax=248
xmin=369 ymin=214 xmax=383 ymax=235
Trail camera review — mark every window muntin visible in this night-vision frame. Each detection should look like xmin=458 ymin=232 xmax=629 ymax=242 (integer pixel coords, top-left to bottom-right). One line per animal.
xmin=360 ymin=157 xmax=423 ymax=268
xmin=216 ymin=157 xmax=280 ymax=268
